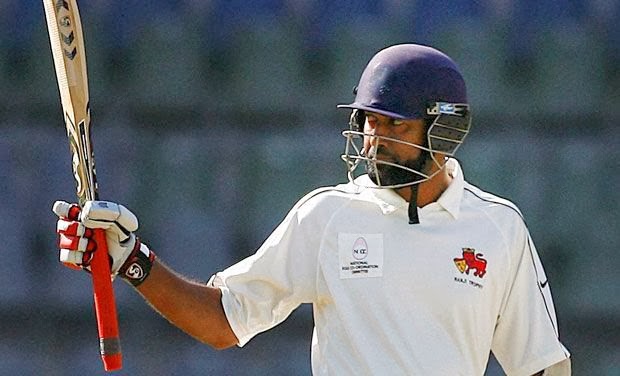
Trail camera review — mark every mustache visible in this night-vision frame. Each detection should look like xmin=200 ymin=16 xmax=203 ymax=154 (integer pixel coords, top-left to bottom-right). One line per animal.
xmin=365 ymin=145 xmax=395 ymax=160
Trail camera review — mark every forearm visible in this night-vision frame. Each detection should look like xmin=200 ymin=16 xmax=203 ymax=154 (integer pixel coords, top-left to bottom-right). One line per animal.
xmin=134 ymin=259 xmax=238 ymax=350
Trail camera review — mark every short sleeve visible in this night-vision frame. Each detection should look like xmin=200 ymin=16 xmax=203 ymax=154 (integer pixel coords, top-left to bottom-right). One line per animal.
xmin=491 ymin=223 xmax=570 ymax=375
xmin=209 ymin=201 xmax=322 ymax=346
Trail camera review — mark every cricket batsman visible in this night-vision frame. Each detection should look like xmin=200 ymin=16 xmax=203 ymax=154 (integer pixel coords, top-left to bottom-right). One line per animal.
xmin=54 ymin=43 xmax=571 ymax=375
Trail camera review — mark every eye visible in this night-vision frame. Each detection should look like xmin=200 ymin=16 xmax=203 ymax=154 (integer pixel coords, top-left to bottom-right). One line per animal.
xmin=364 ymin=115 xmax=378 ymax=128
xmin=392 ymin=119 xmax=405 ymax=126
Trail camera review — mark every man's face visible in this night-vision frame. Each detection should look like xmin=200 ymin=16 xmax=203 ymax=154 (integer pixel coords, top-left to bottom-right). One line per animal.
xmin=362 ymin=112 xmax=429 ymax=187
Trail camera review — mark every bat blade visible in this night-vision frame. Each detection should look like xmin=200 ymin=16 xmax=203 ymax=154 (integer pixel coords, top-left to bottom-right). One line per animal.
xmin=43 ymin=0 xmax=122 ymax=371
xmin=44 ymin=0 xmax=94 ymax=204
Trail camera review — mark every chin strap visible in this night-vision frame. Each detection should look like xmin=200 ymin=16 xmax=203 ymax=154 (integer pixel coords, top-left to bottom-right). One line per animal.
xmin=407 ymin=149 xmax=438 ymax=225
xmin=408 ymin=184 xmax=419 ymax=225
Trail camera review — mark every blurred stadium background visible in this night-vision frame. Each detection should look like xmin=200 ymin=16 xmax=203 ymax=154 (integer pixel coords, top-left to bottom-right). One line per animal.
xmin=1 ymin=0 xmax=618 ymax=375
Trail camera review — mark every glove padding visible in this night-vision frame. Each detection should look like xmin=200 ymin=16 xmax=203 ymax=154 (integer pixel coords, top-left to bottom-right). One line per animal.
xmin=54 ymin=200 xmax=140 ymax=276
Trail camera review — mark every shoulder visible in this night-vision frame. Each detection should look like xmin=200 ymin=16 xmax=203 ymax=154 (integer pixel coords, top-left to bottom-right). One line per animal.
xmin=461 ymin=183 xmax=536 ymax=273
xmin=292 ymin=181 xmax=365 ymax=216
xmin=267 ymin=181 xmax=366 ymax=236
xmin=461 ymin=182 xmax=528 ymax=232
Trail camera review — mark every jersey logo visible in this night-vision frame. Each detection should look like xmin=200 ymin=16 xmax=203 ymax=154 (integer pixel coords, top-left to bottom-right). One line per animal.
xmin=454 ymin=248 xmax=487 ymax=278
xmin=352 ymin=237 xmax=369 ymax=260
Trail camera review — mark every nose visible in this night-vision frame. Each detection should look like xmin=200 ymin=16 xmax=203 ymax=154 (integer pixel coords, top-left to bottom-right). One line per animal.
xmin=364 ymin=117 xmax=391 ymax=155
xmin=366 ymin=117 xmax=384 ymax=136
xmin=366 ymin=115 xmax=398 ymax=144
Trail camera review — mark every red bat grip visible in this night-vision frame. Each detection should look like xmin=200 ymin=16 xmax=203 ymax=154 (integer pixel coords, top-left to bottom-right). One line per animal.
xmin=90 ymin=228 xmax=122 ymax=371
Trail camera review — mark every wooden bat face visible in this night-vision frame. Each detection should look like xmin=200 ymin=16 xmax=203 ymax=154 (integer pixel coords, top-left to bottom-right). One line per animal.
xmin=44 ymin=0 xmax=97 ymax=205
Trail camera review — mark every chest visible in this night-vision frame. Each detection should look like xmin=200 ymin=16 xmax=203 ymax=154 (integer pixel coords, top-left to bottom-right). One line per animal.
xmin=317 ymin=215 xmax=510 ymax=316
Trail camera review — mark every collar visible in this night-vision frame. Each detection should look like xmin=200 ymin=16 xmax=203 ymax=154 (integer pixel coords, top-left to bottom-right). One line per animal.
xmin=435 ymin=158 xmax=463 ymax=219
xmin=355 ymin=158 xmax=464 ymax=219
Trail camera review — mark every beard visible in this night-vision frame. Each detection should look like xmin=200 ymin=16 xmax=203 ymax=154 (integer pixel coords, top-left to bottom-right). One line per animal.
xmin=366 ymin=147 xmax=429 ymax=187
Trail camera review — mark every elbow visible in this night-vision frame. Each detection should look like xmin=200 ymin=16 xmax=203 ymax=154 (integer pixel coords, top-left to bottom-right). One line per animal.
xmin=204 ymin=337 xmax=238 ymax=351
xmin=210 ymin=341 xmax=236 ymax=351
xmin=196 ymin=331 xmax=238 ymax=351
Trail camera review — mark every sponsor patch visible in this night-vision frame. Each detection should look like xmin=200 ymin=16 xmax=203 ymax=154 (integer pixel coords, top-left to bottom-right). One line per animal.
xmin=338 ymin=233 xmax=383 ymax=279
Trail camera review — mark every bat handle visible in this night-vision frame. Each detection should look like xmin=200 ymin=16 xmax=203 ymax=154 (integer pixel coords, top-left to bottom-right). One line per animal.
xmin=90 ymin=228 xmax=122 ymax=371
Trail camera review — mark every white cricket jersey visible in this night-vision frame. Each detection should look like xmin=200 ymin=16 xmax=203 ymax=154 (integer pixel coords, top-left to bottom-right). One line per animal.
xmin=209 ymin=159 xmax=570 ymax=375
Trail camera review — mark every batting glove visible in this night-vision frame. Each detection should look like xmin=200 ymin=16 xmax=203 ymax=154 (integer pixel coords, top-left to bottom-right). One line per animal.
xmin=53 ymin=200 xmax=156 ymax=286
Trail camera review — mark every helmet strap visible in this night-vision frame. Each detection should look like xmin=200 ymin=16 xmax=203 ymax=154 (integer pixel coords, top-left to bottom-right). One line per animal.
xmin=407 ymin=148 xmax=433 ymax=225
xmin=408 ymin=184 xmax=420 ymax=224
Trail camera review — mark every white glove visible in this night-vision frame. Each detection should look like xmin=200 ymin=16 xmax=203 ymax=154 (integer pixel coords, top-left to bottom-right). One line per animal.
xmin=54 ymin=200 xmax=155 ymax=285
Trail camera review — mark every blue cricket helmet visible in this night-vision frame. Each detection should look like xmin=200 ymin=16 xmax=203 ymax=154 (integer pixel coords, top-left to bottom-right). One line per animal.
xmin=338 ymin=44 xmax=468 ymax=119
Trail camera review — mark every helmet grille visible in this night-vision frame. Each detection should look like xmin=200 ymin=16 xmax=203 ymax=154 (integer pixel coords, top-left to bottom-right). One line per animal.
xmin=427 ymin=103 xmax=471 ymax=155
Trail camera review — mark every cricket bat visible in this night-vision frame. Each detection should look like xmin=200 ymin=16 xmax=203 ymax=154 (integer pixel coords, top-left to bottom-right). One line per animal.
xmin=43 ymin=0 xmax=122 ymax=371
